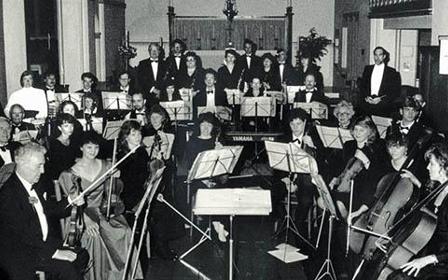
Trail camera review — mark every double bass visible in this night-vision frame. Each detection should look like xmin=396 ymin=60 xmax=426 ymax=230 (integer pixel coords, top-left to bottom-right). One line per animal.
xmin=354 ymin=180 xmax=448 ymax=280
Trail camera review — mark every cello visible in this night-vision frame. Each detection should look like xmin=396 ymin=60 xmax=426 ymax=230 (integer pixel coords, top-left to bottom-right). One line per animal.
xmin=349 ymin=133 xmax=433 ymax=259
xmin=353 ymin=180 xmax=448 ymax=280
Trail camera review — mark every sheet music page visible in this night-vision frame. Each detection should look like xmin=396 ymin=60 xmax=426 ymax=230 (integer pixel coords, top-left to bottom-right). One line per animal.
xmin=264 ymin=141 xmax=290 ymax=172
xmin=55 ymin=93 xmax=84 ymax=109
xmin=160 ymin=100 xmax=192 ymax=121
xmin=289 ymin=143 xmax=312 ymax=174
xmin=286 ymin=86 xmax=305 ymax=104
xmin=103 ymin=120 xmax=125 ymax=140
xmin=311 ymin=174 xmax=338 ymax=218
xmin=241 ymin=96 xmax=275 ymax=117
xmin=12 ymin=130 xmax=38 ymax=144
xmin=232 ymin=188 xmax=272 ymax=214
xmin=225 ymin=89 xmax=243 ymax=105
xmin=339 ymin=128 xmax=354 ymax=143
xmin=315 ymin=125 xmax=343 ymax=149
xmin=371 ymin=115 xmax=392 ymax=139
xmin=294 ymin=102 xmax=328 ymax=119
xmin=101 ymin=91 xmax=132 ymax=110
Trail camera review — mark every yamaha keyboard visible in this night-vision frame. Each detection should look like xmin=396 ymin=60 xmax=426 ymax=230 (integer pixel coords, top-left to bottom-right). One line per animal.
xmin=224 ymin=131 xmax=283 ymax=142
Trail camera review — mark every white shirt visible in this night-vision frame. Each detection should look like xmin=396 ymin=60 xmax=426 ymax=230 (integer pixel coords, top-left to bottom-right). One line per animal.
xmin=120 ymin=85 xmax=130 ymax=94
xmin=370 ymin=63 xmax=385 ymax=96
xmin=305 ymin=91 xmax=313 ymax=103
xmin=279 ymin=64 xmax=285 ymax=82
xmin=175 ymin=56 xmax=181 ymax=70
xmin=246 ymin=55 xmax=251 ymax=69
xmin=5 ymin=87 xmax=48 ymax=118
xmin=151 ymin=60 xmax=158 ymax=81
xmin=16 ymin=172 xmax=48 ymax=241
xmin=0 ymin=146 xmax=12 ymax=164
xmin=45 ymin=87 xmax=56 ymax=103
xmin=206 ymin=88 xmax=216 ymax=108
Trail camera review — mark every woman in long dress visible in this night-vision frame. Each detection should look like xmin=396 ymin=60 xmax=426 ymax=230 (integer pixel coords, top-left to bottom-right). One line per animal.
xmin=59 ymin=131 xmax=142 ymax=280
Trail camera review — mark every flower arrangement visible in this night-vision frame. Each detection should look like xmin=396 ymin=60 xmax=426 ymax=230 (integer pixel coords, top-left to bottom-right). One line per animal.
xmin=118 ymin=44 xmax=137 ymax=60
xmin=297 ymin=28 xmax=332 ymax=62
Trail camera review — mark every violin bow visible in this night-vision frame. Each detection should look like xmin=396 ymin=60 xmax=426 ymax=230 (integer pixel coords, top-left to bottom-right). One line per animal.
xmin=105 ymin=137 xmax=118 ymax=221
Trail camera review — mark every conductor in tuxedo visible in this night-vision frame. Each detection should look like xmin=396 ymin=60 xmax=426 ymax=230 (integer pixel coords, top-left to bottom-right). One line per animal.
xmin=0 ymin=143 xmax=88 ymax=280
xmin=359 ymin=46 xmax=401 ymax=117
xmin=136 ymin=42 xmax=167 ymax=105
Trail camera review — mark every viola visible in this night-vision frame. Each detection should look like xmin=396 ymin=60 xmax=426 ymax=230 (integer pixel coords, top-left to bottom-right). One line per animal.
xmin=66 ymin=174 xmax=84 ymax=248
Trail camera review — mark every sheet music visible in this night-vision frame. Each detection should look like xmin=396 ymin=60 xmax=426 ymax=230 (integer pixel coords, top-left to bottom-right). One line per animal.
xmin=286 ymin=86 xmax=305 ymax=104
xmin=289 ymin=144 xmax=313 ymax=174
xmin=55 ymin=92 xmax=84 ymax=109
xmin=371 ymin=115 xmax=392 ymax=139
xmin=12 ymin=130 xmax=38 ymax=144
xmin=188 ymin=146 xmax=243 ymax=181
xmin=160 ymin=100 xmax=192 ymax=121
xmin=311 ymin=174 xmax=338 ymax=218
xmin=78 ymin=117 xmax=104 ymax=133
xmin=293 ymin=102 xmax=328 ymax=119
xmin=103 ymin=120 xmax=125 ymax=140
xmin=315 ymin=125 xmax=353 ymax=149
xmin=265 ymin=91 xmax=284 ymax=104
xmin=101 ymin=91 xmax=132 ymax=110
xmin=197 ymin=106 xmax=232 ymax=121
xmin=241 ymin=96 xmax=275 ymax=117
xmin=225 ymin=89 xmax=243 ymax=105
xmin=193 ymin=188 xmax=272 ymax=216
xmin=264 ymin=141 xmax=312 ymax=174
xmin=339 ymin=127 xmax=354 ymax=143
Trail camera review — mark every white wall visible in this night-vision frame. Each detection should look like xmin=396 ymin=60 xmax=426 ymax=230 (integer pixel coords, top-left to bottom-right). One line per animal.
xmin=3 ymin=0 xmax=27 ymax=95
xmin=431 ymin=0 xmax=448 ymax=46
xmin=126 ymin=0 xmax=335 ymax=86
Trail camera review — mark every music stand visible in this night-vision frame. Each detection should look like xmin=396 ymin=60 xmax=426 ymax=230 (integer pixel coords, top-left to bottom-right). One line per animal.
xmin=294 ymin=102 xmax=328 ymax=120
xmin=102 ymin=120 xmax=125 ymax=140
xmin=310 ymin=174 xmax=339 ymax=280
xmin=102 ymin=91 xmax=132 ymax=121
xmin=226 ymin=89 xmax=243 ymax=126
xmin=241 ymin=96 xmax=275 ymax=133
xmin=264 ymin=141 xmax=316 ymax=250
xmin=78 ymin=117 xmax=104 ymax=134
xmin=159 ymin=100 xmax=191 ymax=131
xmin=197 ymin=106 xmax=232 ymax=123
xmin=316 ymin=125 xmax=354 ymax=150
xmin=55 ymin=92 xmax=84 ymax=109
xmin=122 ymin=167 xmax=166 ymax=280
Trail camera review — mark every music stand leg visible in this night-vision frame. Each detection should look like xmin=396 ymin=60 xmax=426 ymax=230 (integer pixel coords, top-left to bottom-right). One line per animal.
xmin=316 ymin=209 xmax=326 ymax=249
xmin=273 ymin=181 xmax=316 ymax=250
xmin=229 ymin=215 xmax=234 ymax=280
xmin=313 ymin=215 xmax=337 ymax=280
xmin=180 ymin=228 xmax=211 ymax=259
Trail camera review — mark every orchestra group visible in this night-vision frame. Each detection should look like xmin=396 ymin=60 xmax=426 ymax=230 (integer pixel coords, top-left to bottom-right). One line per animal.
xmin=0 ymin=38 xmax=447 ymax=280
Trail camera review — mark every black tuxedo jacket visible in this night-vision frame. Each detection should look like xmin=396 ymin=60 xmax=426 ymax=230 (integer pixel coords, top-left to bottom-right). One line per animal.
xmin=0 ymin=174 xmax=70 ymax=278
xmin=194 ymin=87 xmax=228 ymax=107
xmin=294 ymin=89 xmax=328 ymax=105
xmin=277 ymin=63 xmax=299 ymax=85
xmin=236 ymin=54 xmax=263 ymax=83
xmin=217 ymin=64 xmax=243 ymax=91
xmin=359 ymin=64 xmax=401 ymax=116
xmin=165 ymin=54 xmax=187 ymax=82
xmin=136 ymin=58 xmax=168 ymax=102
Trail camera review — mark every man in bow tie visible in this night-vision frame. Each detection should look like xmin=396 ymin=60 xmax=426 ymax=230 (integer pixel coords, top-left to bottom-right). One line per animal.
xmin=75 ymin=72 xmax=103 ymax=112
xmin=192 ymin=69 xmax=228 ymax=120
xmin=111 ymin=71 xmax=136 ymax=96
xmin=125 ymin=92 xmax=148 ymax=125
xmin=136 ymin=42 xmax=168 ymax=106
xmin=165 ymin=39 xmax=187 ymax=82
xmin=40 ymin=72 xmax=67 ymax=117
xmin=0 ymin=117 xmax=20 ymax=168
xmin=275 ymin=48 xmax=298 ymax=86
xmin=0 ymin=142 xmax=88 ymax=279
xmin=8 ymin=104 xmax=36 ymax=141
xmin=293 ymin=73 xmax=328 ymax=105
xmin=236 ymin=39 xmax=262 ymax=86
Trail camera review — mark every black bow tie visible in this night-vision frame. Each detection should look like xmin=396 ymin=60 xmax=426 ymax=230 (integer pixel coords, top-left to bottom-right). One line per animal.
xmin=279 ymin=62 xmax=285 ymax=65
xmin=151 ymin=59 xmax=158 ymax=63
xmin=174 ymin=54 xmax=181 ymax=57
xmin=400 ymin=126 xmax=410 ymax=134
xmin=136 ymin=112 xmax=145 ymax=116
xmin=292 ymin=138 xmax=301 ymax=145
xmin=246 ymin=55 xmax=252 ymax=58
xmin=207 ymin=90 xmax=214 ymax=94
xmin=0 ymin=146 xmax=6 ymax=152
xmin=306 ymin=90 xmax=314 ymax=93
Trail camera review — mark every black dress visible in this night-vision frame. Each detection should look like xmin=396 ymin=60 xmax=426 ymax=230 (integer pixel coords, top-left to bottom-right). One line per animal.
xmin=45 ymin=137 xmax=79 ymax=180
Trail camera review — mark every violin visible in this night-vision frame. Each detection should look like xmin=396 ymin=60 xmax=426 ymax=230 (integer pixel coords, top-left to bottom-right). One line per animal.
xmin=66 ymin=174 xmax=84 ymax=248
xmin=332 ymin=157 xmax=365 ymax=193
xmin=148 ymin=131 xmax=166 ymax=177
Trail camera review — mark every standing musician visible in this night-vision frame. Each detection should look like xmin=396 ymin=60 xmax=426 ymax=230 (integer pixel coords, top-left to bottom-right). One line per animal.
xmin=58 ymin=131 xmax=142 ymax=279
xmin=165 ymin=39 xmax=187 ymax=83
xmin=0 ymin=142 xmax=88 ymax=280
xmin=177 ymin=51 xmax=205 ymax=101
xmin=217 ymin=49 xmax=243 ymax=94
xmin=330 ymin=116 xmax=388 ymax=220
xmin=260 ymin=53 xmax=281 ymax=91
xmin=386 ymin=143 xmax=448 ymax=280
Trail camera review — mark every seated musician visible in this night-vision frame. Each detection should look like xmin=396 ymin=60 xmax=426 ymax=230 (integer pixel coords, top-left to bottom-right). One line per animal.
xmin=388 ymin=143 xmax=448 ymax=280
xmin=112 ymin=70 xmax=136 ymax=96
xmin=54 ymin=100 xmax=84 ymax=146
xmin=75 ymin=72 xmax=103 ymax=111
xmin=46 ymin=113 xmax=81 ymax=180
xmin=387 ymin=97 xmax=426 ymax=150
xmin=159 ymin=80 xmax=182 ymax=102
xmin=125 ymin=92 xmax=148 ymax=126
xmin=0 ymin=142 xmax=88 ymax=280
xmin=293 ymin=73 xmax=328 ymax=105
xmin=81 ymin=93 xmax=102 ymax=119
xmin=40 ymin=71 xmax=67 ymax=116
xmin=117 ymin=120 xmax=179 ymax=261
xmin=412 ymin=93 xmax=432 ymax=128
xmin=143 ymin=104 xmax=175 ymax=160
xmin=58 ymin=131 xmax=142 ymax=279
xmin=193 ymin=69 xmax=228 ymax=120
xmin=330 ymin=116 xmax=388 ymax=220
xmin=8 ymin=103 xmax=36 ymax=140
xmin=183 ymin=112 xmax=229 ymax=241
xmin=241 ymin=77 xmax=270 ymax=131
xmin=0 ymin=117 xmax=21 ymax=167
xmin=276 ymin=108 xmax=324 ymax=236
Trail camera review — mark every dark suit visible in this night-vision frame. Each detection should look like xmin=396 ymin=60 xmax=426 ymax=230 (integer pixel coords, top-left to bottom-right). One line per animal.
xmin=294 ymin=89 xmax=329 ymax=105
xmin=165 ymin=54 xmax=187 ymax=85
xmin=359 ymin=64 xmax=401 ymax=117
xmin=277 ymin=62 xmax=299 ymax=85
xmin=236 ymin=54 xmax=263 ymax=85
xmin=0 ymin=174 xmax=88 ymax=280
xmin=136 ymin=58 xmax=168 ymax=104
